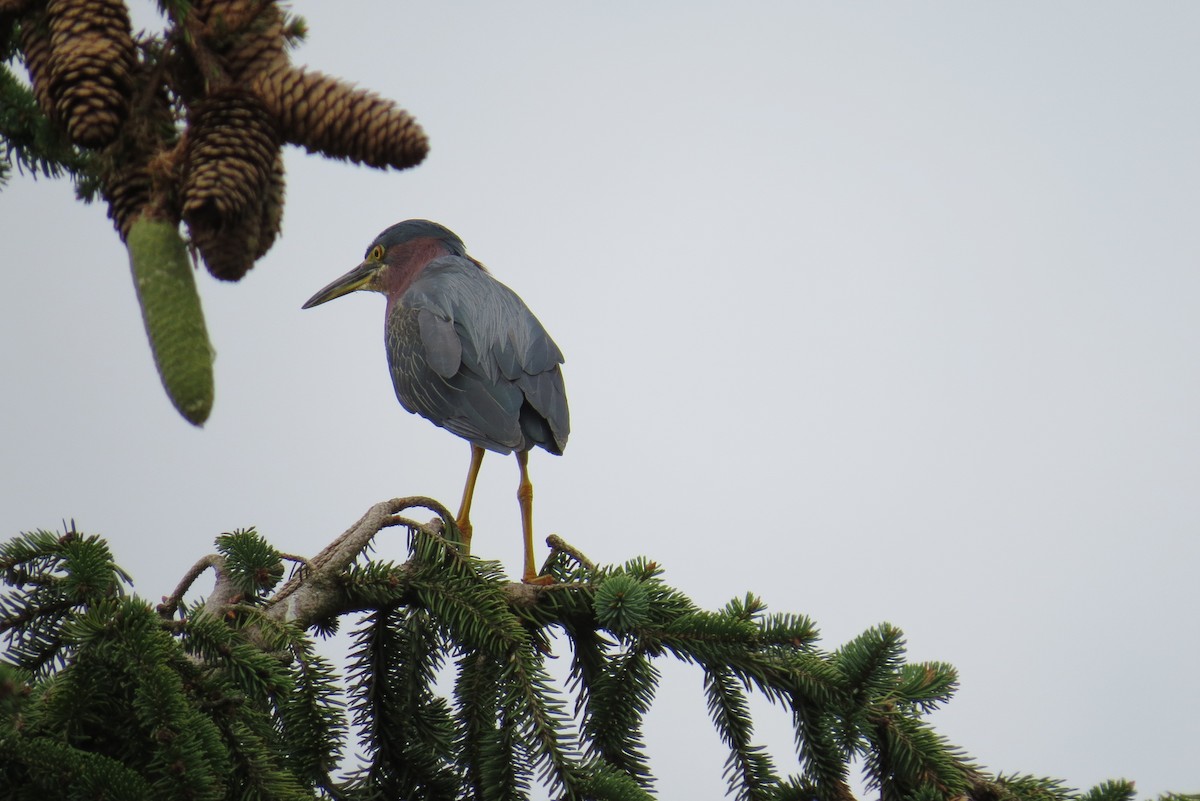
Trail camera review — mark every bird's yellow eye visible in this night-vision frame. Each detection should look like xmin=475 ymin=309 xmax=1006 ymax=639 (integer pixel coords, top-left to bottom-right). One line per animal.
xmin=369 ymin=244 xmax=385 ymax=261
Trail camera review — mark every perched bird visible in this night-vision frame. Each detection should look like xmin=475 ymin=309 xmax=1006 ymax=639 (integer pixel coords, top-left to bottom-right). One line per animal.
xmin=302 ymin=220 xmax=569 ymax=583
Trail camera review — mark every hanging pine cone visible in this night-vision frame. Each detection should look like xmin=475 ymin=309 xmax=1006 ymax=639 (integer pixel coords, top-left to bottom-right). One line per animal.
xmin=190 ymin=150 xmax=286 ymax=279
xmin=103 ymin=160 xmax=153 ymax=240
xmin=255 ymin=150 xmax=286 ymax=260
xmin=181 ymin=88 xmax=282 ymax=280
xmin=191 ymin=0 xmax=260 ymax=39
xmin=253 ymin=64 xmax=428 ymax=170
xmin=181 ymin=89 xmax=279 ymax=220
xmin=17 ymin=9 xmax=56 ymax=119
xmin=44 ymin=0 xmax=135 ymax=148
xmin=187 ymin=214 xmax=261 ymax=281
xmin=184 ymin=152 xmax=283 ymax=282
xmin=192 ymin=0 xmax=287 ymax=81
xmin=223 ymin=6 xmax=285 ymax=80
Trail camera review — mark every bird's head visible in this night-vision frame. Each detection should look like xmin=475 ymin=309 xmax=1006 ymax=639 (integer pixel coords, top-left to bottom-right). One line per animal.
xmin=302 ymin=219 xmax=475 ymax=309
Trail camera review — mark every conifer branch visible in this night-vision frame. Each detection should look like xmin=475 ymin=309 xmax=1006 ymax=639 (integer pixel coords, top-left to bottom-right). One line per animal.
xmin=574 ymin=636 xmax=658 ymax=791
xmin=1 ymin=512 xmax=1188 ymax=800
xmin=705 ymin=663 xmax=780 ymax=800
xmin=453 ymin=648 xmax=510 ymax=798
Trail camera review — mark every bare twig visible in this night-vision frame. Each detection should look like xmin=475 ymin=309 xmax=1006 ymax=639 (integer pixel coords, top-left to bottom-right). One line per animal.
xmin=157 ymin=553 xmax=225 ymax=618
xmin=545 ymin=533 xmax=596 ymax=573
xmin=278 ymin=551 xmax=312 ymax=573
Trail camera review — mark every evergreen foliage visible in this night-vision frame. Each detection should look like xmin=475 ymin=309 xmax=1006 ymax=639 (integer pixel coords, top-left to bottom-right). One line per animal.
xmin=1 ymin=517 xmax=1192 ymax=801
xmin=0 ymin=62 xmax=89 ymax=188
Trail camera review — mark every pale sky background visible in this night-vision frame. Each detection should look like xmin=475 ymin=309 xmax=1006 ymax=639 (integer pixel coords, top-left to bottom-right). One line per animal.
xmin=2 ymin=2 xmax=1198 ymax=797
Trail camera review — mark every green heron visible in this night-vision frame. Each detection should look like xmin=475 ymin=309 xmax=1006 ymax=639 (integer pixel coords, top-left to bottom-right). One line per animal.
xmin=302 ymin=220 xmax=569 ymax=583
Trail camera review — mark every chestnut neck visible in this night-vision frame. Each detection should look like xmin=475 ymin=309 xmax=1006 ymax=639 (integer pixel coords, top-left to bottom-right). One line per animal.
xmin=381 ymin=237 xmax=452 ymax=302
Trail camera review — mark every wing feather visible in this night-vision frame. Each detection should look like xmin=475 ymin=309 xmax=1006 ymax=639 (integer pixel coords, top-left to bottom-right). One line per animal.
xmin=385 ymin=257 xmax=569 ymax=455
xmin=416 ymin=308 xmax=461 ymax=378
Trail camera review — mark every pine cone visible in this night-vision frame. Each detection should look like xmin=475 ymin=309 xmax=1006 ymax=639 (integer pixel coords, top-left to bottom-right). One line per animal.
xmin=103 ymin=160 xmax=153 ymax=240
xmin=253 ymin=65 xmax=428 ymax=170
xmin=44 ymin=0 xmax=135 ymax=148
xmin=190 ymin=151 xmax=285 ymax=281
xmin=255 ymin=150 xmax=285 ymax=260
xmin=181 ymin=89 xmax=282 ymax=280
xmin=17 ymin=10 xmax=56 ymax=119
xmin=181 ymin=89 xmax=280 ymax=221
xmin=223 ymin=6 xmax=285 ymax=80
xmin=188 ymin=165 xmax=282 ymax=278
xmin=191 ymin=0 xmax=259 ymax=34
xmin=193 ymin=0 xmax=286 ymax=80
xmin=188 ymin=214 xmax=261 ymax=281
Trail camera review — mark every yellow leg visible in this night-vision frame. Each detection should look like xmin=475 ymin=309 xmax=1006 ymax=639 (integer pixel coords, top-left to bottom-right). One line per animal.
xmin=516 ymin=450 xmax=552 ymax=584
xmin=456 ymin=444 xmax=485 ymax=554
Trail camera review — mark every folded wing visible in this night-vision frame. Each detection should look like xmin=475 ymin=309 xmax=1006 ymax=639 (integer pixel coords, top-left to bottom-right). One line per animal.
xmin=386 ymin=257 xmax=570 ymax=455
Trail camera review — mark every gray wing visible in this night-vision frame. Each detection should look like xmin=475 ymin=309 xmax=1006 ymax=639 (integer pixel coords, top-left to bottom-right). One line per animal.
xmin=385 ymin=257 xmax=570 ymax=455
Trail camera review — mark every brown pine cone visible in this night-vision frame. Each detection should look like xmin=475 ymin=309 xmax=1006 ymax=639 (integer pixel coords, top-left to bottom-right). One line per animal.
xmin=181 ymin=89 xmax=280 ymax=221
xmin=181 ymin=89 xmax=282 ymax=280
xmin=17 ymin=10 xmax=56 ymax=119
xmin=188 ymin=214 xmax=261 ymax=281
xmin=255 ymin=150 xmax=285 ymax=260
xmin=103 ymin=160 xmax=153 ymax=240
xmin=253 ymin=65 xmax=428 ymax=170
xmin=44 ymin=0 xmax=135 ymax=148
xmin=193 ymin=0 xmax=286 ymax=81
xmin=190 ymin=150 xmax=286 ymax=280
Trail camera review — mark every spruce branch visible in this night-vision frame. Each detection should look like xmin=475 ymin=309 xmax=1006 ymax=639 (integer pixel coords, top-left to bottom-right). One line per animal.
xmin=0 ymin=733 xmax=155 ymax=801
xmin=863 ymin=709 xmax=976 ymax=801
xmin=577 ymin=642 xmax=658 ymax=791
xmin=1081 ymin=781 xmax=1139 ymax=801
xmin=0 ymin=527 xmax=130 ymax=675
xmin=344 ymin=605 xmax=457 ymax=799
xmin=1 ymin=513 xmax=1187 ymax=800
xmin=892 ymin=661 xmax=959 ymax=715
xmin=452 ymin=647 xmax=512 ymax=799
xmin=705 ymin=663 xmax=780 ymax=801
xmin=0 ymin=62 xmax=89 ymax=184
xmin=279 ymin=637 xmax=346 ymax=792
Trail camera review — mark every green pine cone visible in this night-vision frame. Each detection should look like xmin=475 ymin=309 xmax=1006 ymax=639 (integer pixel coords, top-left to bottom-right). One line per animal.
xmin=126 ymin=216 xmax=214 ymax=426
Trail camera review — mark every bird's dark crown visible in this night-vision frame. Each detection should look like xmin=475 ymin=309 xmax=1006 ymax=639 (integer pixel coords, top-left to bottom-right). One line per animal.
xmin=369 ymin=219 xmax=468 ymax=260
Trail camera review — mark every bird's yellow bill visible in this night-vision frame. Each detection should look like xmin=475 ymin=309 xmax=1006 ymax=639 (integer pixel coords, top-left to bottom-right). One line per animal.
xmin=302 ymin=261 xmax=381 ymax=309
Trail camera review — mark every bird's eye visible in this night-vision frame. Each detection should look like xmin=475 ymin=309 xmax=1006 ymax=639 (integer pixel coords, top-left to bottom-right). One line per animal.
xmin=369 ymin=245 xmax=385 ymax=261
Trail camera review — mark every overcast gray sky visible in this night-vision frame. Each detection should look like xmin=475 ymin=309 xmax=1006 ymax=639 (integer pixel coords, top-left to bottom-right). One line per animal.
xmin=2 ymin=2 xmax=1198 ymax=796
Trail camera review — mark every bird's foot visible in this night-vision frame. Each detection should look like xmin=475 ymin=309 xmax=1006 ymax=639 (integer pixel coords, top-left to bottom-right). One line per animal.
xmin=522 ymin=573 xmax=555 ymax=586
xmin=454 ymin=517 xmax=473 ymax=554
